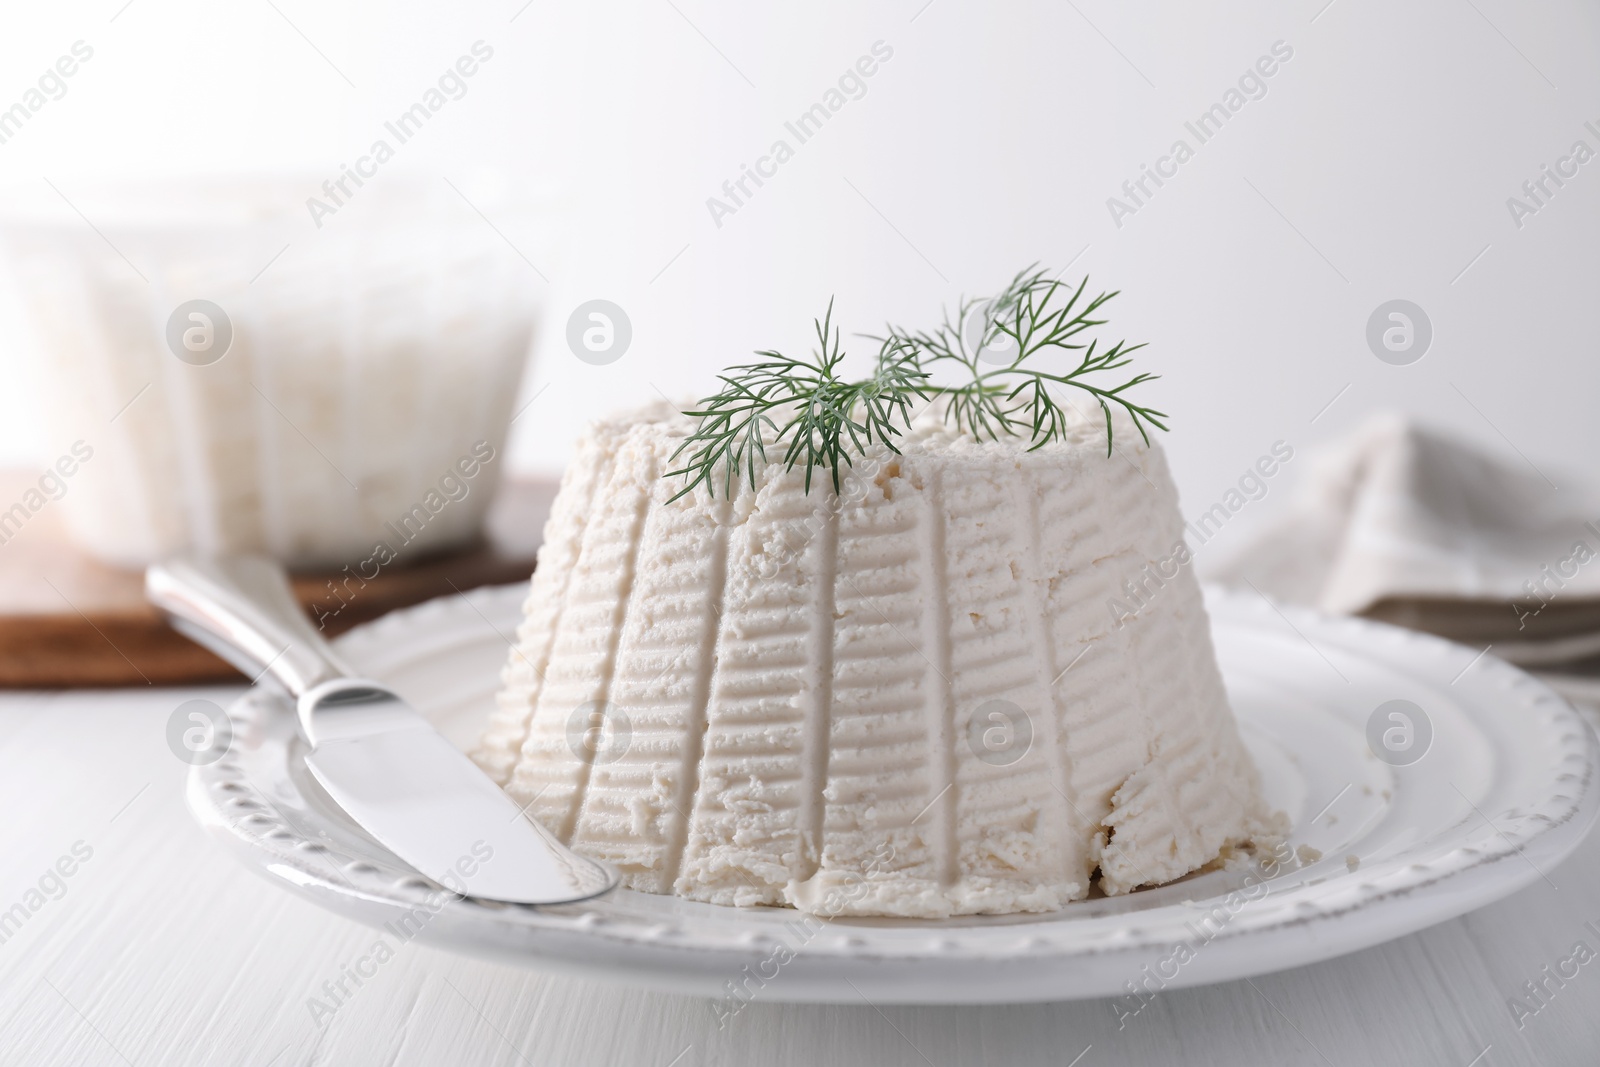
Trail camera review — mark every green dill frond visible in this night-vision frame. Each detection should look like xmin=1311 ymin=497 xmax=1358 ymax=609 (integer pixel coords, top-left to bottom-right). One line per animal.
xmin=669 ymin=267 xmax=1166 ymax=498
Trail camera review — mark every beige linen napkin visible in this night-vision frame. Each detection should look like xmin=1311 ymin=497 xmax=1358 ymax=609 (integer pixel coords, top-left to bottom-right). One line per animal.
xmin=1209 ymin=413 xmax=1600 ymax=670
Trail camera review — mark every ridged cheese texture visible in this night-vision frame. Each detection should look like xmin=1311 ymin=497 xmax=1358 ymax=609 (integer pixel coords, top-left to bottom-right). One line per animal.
xmin=475 ymin=402 xmax=1273 ymax=917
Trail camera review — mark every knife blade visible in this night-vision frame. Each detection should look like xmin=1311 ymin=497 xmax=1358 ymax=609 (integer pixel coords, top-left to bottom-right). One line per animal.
xmin=298 ymin=679 xmax=614 ymax=902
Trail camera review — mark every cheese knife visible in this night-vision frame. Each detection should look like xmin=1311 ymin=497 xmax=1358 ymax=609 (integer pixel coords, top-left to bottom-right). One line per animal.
xmin=146 ymin=555 xmax=618 ymax=906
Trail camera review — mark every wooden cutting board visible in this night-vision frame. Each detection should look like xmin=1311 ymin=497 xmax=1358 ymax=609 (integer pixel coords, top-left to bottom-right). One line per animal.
xmin=0 ymin=474 xmax=555 ymax=688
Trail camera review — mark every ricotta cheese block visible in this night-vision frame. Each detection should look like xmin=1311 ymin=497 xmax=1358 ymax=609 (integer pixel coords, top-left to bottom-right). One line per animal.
xmin=475 ymin=401 xmax=1275 ymax=917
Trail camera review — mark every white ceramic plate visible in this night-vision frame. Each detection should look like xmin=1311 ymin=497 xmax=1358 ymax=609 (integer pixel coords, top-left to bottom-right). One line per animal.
xmin=189 ymin=583 xmax=1597 ymax=1004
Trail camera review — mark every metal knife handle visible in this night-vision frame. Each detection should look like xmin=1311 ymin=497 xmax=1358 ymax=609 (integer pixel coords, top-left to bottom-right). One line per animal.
xmin=146 ymin=555 xmax=352 ymax=697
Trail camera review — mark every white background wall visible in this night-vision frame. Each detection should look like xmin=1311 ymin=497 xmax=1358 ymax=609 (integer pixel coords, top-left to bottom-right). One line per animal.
xmin=0 ymin=0 xmax=1595 ymax=563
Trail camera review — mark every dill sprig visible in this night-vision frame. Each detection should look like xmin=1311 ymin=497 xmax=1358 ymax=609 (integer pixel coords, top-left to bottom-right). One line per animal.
xmin=667 ymin=266 xmax=1167 ymax=499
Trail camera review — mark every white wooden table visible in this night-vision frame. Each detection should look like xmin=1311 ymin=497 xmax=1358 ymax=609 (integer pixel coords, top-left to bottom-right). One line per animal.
xmin=2 ymin=685 xmax=1597 ymax=1067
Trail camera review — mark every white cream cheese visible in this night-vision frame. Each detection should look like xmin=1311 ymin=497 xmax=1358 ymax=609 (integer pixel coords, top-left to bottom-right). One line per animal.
xmin=476 ymin=402 xmax=1275 ymax=917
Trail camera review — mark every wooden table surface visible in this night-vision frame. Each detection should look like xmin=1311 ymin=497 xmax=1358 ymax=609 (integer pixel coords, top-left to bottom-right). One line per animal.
xmin=1 ymin=681 xmax=1597 ymax=1067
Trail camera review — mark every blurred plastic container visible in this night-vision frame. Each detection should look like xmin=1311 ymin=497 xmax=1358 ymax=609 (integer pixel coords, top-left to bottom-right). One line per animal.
xmin=0 ymin=174 xmax=547 ymax=569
